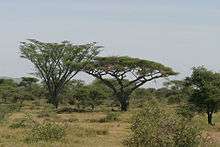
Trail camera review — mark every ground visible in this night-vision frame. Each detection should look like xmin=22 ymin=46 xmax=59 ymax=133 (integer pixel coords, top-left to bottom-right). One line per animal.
xmin=0 ymin=102 xmax=220 ymax=147
xmin=0 ymin=102 xmax=132 ymax=147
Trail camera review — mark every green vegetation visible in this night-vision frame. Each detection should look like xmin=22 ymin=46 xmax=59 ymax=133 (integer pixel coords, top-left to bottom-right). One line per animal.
xmin=0 ymin=39 xmax=220 ymax=146
xmin=84 ymin=56 xmax=177 ymax=111
xmin=187 ymin=66 xmax=220 ymax=125
xmin=25 ymin=122 xmax=66 ymax=143
xmin=123 ymin=100 xmax=201 ymax=147
xmin=20 ymin=39 xmax=102 ymax=108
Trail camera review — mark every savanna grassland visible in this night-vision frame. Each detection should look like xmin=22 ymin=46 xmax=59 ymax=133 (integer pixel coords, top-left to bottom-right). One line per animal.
xmin=0 ymin=101 xmax=220 ymax=147
xmin=0 ymin=40 xmax=219 ymax=147
xmin=0 ymin=101 xmax=131 ymax=147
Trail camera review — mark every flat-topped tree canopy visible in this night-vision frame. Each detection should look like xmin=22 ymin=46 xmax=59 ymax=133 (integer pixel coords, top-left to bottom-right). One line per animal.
xmin=85 ymin=56 xmax=177 ymax=111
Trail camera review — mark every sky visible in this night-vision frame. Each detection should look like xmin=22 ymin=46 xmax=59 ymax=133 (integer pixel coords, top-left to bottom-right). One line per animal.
xmin=0 ymin=0 xmax=220 ymax=85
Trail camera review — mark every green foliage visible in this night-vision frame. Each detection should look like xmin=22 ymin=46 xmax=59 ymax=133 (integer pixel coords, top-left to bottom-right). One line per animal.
xmin=86 ymin=56 xmax=176 ymax=76
xmin=9 ymin=118 xmax=27 ymax=129
xmin=176 ymin=104 xmax=197 ymax=121
xmin=124 ymin=100 xmax=201 ymax=147
xmin=63 ymin=80 xmax=108 ymax=111
xmin=0 ymin=79 xmax=17 ymax=103
xmin=25 ymin=122 xmax=66 ymax=143
xmin=20 ymin=39 xmax=102 ymax=108
xmin=167 ymin=95 xmax=182 ymax=104
xmin=19 ymin=77 xmax=39 ymax=89
xmin=85 ymin=56 xmax=177 ymax=111
xmin=155 ymin=80 xmax=192 ymax=104
xmin=130 ymin=88 xmax=156 ymax=108
xmin=0 ymin=103 xmax=21 ymax=122
xmin=0 ymin=77 xmax=44 ymax=104
xmin=188 ymin=66 xmax=220 ymax=124
xmin=164 ymin=80 xmax=192 ymax=100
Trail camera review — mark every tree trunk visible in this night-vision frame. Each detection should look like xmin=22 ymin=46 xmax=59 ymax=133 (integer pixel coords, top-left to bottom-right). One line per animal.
xmin=207 ymin=112 xmax=214 ymax=125
xmin=49 ymin=91 xmax=59 ymax=108
xmin=120 ymin=100 xmax=129 ymax=111
xmin=91 ymin=104 xmax=95 ymax=111
xmin=119 ymin=95 xmax=129 ymax=111
xmin=116 ymin=92 xmax=130 ymax=112
xmin=53 ymin=97 xmax=59 ymax=109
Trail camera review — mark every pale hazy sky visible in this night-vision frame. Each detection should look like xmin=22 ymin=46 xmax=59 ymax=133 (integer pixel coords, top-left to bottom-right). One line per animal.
xmin=0 ymin=0 xmax=220 ymax=82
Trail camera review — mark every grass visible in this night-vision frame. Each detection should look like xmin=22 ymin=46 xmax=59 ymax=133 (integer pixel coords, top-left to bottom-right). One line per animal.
xmin=1 ymin=101 xmax=220 ymax=146
xmin=0 ymin=102 xmax=131 ymax=147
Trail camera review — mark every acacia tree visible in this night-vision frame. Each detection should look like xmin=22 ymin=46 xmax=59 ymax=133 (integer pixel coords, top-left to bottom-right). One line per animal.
xmin=84 ymin=56 xmax=176 ymax=111
xmin=188 ymin=67 xmax=220 ymax=125
xmin=20 ymin=39 xmax=102 ymax=108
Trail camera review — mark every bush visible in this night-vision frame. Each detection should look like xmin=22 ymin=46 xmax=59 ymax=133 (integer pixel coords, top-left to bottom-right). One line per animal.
xmin=0 ymin=103 xmax=22 ymax=122
xmin=9 ymin=118 xmax=27 ymax=129
xmin=25 ymin=122 xmax=65 ymax=143
xmin=99 ymin=112 xmax=120 ymax=123
xmin=0 ymin=103 xmax=21 ymax=113
xmin=167 ymin=95 xmax=181 ymax=104
xmin=176 ymin=104 xmax=196 ymax=121
xmin=123 ymin=100 xmax=202 ymax=147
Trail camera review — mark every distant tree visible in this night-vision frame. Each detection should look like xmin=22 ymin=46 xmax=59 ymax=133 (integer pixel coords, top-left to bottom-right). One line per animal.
xmin=0 ymin=86 xmax=16 ymax=103
xmin=63 ymin=80 xmax=107 ymax=111
xmin=188 ymin=66 xmax=220 ymax=125
xmin=163 ymin=80 xmax=192 ymax=104
xmin=130 ymin=88 xmax=156 ymax=108
xmin=0 ymin=79 xmax=17 ymax=87
xmin=87 ymin=85 xmax=107 ymax=110
xmin=90 ymin=79 xmax=117 ymax=108
xmin=19 ymin=77 xmax=39 ymax=90
xmin=61 ymin=80 xmax=85 ymax=108
xmin=20 ymin=39 xmax=102 ymax=108
xmin=12 ymin=87 xmax=34 ymax=105
xmin=84 ymin=56 xmax=177 ymax=111
xmin=0 ymin=79 xmax=17 ymax=103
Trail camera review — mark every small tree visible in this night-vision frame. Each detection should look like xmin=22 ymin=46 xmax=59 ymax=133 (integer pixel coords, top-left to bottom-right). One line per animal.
xmin=65 ymin=82 xmax=106 ymax=111
xmin=188 ymin=66 xmax=220 ymax=125
xmin=87 ymin=85 xmax=107 ymax=110
xmin=20 ymin=39 xmax=101 ymax=108
xmin=84 ymin=56 xmax=176 ymax=111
